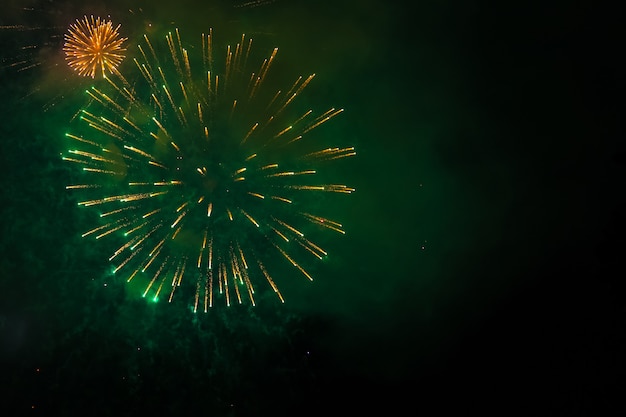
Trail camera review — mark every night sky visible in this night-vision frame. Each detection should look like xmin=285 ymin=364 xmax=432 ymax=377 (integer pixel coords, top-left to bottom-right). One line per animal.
xmin=0 ymin=0 xmax=623 ymax=415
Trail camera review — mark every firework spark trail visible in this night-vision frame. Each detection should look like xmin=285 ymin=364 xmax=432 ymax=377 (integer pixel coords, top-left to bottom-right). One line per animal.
xmin=63 ymin=28 xmax=356 ymax=309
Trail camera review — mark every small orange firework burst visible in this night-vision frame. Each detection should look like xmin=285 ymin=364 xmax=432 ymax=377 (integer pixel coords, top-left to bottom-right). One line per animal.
xmin=63 ymin=15 xmax=127 ymax=79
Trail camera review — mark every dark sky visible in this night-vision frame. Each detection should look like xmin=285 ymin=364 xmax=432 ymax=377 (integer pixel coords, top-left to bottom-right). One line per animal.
xmin=0 ymin=0 xmax=623 ymax=415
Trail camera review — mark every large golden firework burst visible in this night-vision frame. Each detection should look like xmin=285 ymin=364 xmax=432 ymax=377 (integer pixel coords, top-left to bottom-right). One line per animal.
xmin=62 ymin=28 xmax=356 ymax=310
xmin=63 ymin=15 xmax=127 ymax=79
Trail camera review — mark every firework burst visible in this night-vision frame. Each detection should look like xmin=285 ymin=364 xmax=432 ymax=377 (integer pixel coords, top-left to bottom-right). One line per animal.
xmin=63 ymin=28 xmax=356 ymax=311
xmin=63 ymin=15 xmax=127 ymax=79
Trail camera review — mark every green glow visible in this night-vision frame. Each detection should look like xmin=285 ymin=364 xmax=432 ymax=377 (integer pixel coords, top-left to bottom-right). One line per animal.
xmin=63 ymin=28 xmax=355 ymax=309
